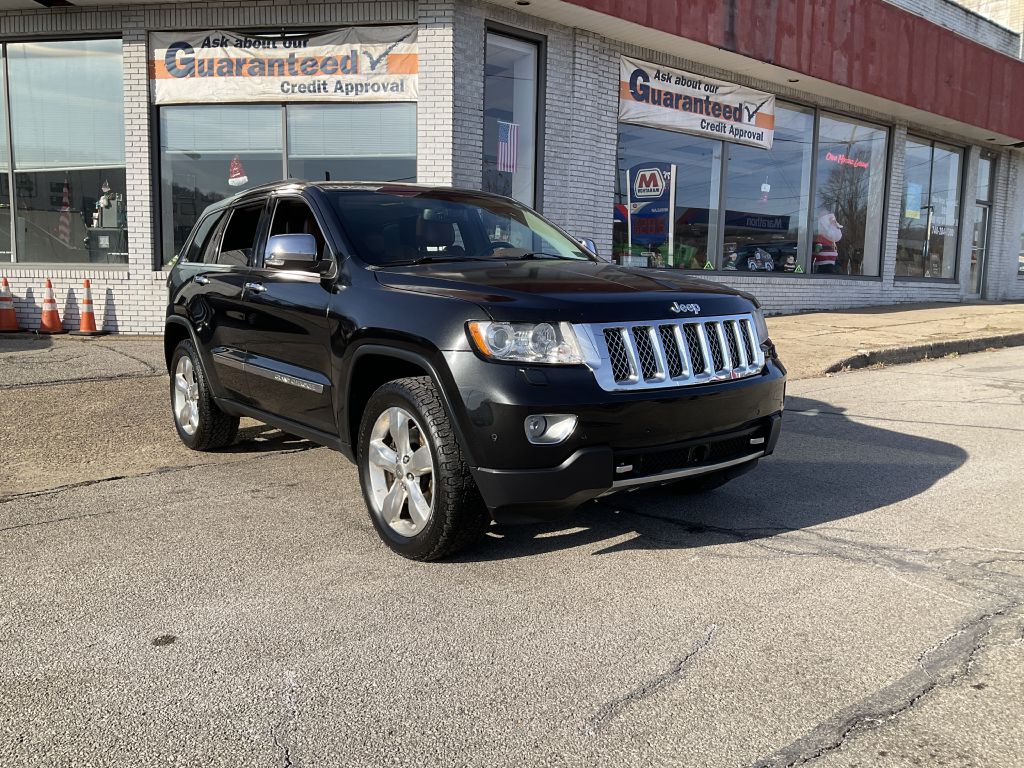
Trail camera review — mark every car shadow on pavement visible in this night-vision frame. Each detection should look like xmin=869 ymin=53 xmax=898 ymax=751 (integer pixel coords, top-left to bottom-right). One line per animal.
xmin=461 ymin=395 xmax=968 ymax=561
xmin=221 ymin=424 xmax=317 ymax=453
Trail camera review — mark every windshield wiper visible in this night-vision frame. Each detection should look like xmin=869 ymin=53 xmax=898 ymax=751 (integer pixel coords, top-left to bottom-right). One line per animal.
xmin=390 ymin=255 xmax=492 ymax=266
xmin=499 ymin=251 xmax=579 ymax=261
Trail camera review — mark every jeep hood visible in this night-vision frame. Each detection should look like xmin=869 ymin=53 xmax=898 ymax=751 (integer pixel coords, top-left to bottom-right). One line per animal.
xmin=374 ymin=260 xmax=758 ymax=323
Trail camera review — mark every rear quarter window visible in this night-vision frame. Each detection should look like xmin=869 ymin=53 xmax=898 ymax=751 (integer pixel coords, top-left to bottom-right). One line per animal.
xmin=182 ymin=212 xmax=224 ymax=264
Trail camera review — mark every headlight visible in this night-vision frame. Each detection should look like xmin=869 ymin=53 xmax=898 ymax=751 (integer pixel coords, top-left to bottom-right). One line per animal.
xmin=467 ymin=321 xmax=584 ymax=365
xmin=752 ymin=308 xmax=770 ymax=344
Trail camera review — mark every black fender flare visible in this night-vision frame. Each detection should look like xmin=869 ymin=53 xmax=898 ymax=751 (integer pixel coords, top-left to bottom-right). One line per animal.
xmin=164 ymin=315 xmax=202 ymax=368
xmin=344 ymin=343 xmax=479 ymax=467
xmin=164 ymin=315 xmax=225 ymax=396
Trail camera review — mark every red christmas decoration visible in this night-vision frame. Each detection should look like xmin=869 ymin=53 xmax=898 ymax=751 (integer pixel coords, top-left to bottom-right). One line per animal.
xmin=228 ymin=155 xmax=249 ymax=187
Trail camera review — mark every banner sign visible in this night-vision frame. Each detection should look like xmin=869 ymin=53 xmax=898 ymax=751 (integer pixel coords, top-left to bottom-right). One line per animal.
xmin=149 ymin=26 xmax=418 ymax=104
xmin=619 ymin=56 xmax=775 ymax=150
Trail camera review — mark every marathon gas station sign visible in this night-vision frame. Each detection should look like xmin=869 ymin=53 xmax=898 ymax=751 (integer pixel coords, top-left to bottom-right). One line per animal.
xmin=619 ymin=57 xmax=775 ymax=149
xmin=149 ymin=26 xmax=418 ymax=104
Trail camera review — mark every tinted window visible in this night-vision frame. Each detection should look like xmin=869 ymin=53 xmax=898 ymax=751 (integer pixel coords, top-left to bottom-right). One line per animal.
xmin=218 ymin=203 xmax=264 ymax=267
xmin=183 ymin=211 xmax=223 ymax=263
xmin=328 ymin=189 xmax=593 ymax=266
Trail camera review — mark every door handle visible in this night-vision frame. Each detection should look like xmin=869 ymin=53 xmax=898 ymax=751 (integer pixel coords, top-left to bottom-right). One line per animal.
xmin=194 ymin=275 xmax=210 ymax=286
xmin=244 ymin=282 xmax=267 ymax=294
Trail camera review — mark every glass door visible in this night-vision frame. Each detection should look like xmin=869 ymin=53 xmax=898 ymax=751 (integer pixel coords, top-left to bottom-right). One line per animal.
xmin=969 ymin=153 xmax=994 ymax=296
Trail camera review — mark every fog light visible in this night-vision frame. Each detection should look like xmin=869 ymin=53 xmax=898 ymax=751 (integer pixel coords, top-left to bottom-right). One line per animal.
xmin=524 ymin=413 xmax=577 ymax=445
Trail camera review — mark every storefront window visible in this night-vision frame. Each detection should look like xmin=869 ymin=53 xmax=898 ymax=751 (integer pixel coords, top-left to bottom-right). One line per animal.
xmin=160 ymin=103 xmax=419 ymax=265
xmin=614 ymin=123 xmax=720 ymax=268
xmin=0 ymin=47 xmax=10 ymax=263
xmin=969 ymin=153 xmax=994 ymax=294
xmin=286 ymin=103 xmax=415 ymax=183
xmin=1019 ymin=230 xmax=1024 ymax=277
xmin=723 ymin=104 xmax=813 ymax=275
xmin=482 ymin=32 xmax=539 ymax=207
xmin=897 ymin=138 xmax=962 ymax=279
xmin=813 ymin=114 xmax=888 ymax=276
xmin=7 ymin=39 xmax=126 ymax=263
xmin=614 ymin=102 xmax=890 ymax=278
xmin=160 ymin=106 xmax=282 ymax=264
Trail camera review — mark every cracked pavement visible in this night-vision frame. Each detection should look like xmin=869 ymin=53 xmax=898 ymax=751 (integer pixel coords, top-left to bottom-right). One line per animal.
xmin=1 ymin=348 xmax=1023 ymax=766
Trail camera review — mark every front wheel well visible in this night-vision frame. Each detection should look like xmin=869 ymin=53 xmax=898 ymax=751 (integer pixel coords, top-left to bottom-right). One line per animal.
xmin=164 ymin=323 xmax=191 ymax=372
xmin=346 ymin=353 xmax=431 ymax=444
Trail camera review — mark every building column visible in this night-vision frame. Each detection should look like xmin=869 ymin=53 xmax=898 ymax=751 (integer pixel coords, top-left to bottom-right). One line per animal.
xmin=122 ymin=9 xmax=154 ymax=273
xmin=880 ymin=124 xmax=908 ymax=290
xmin=417 ymin=0 xmax=456 ymax=185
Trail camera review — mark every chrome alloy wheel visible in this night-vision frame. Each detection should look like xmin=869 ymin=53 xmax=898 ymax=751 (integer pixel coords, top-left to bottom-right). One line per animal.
xmin=366 ymin=406 xmax=435 ymax=537
xmin=172 ymin=355 xmax=200 ymax=436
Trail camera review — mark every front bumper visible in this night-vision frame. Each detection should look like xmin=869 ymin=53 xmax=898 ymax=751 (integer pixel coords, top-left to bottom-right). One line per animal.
xmin=445 ymin=348 xmax=786 ymax=522
xmin=472 ymin=414 xmax=781 ymax=522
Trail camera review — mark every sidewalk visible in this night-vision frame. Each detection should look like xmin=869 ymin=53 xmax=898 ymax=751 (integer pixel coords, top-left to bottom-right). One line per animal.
xmin=1 ymin=302 xmax=1023 ymax=386
xmin=767 ymin=301 xmax=1024 ymax=379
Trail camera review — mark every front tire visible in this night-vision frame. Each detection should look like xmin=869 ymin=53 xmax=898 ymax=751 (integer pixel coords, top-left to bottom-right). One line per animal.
xmin=169 ymin=339 xmax=239 ymax=451
xmin=357 ymin=376 xmax=488 ymax=561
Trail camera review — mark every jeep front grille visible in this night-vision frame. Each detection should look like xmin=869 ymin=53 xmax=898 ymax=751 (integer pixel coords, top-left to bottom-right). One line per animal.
xmin=579 ymin=314 xmax=765 ymax=392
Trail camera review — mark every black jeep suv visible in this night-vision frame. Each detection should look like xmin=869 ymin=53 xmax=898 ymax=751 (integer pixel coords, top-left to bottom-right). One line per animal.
xmin=165 ymin=182 xmax=785 ymax=560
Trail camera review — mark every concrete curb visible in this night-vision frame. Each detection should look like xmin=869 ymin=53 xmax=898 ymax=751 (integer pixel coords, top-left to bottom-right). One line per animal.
xmin=823 ymin=332 xmax=1024 ymax=374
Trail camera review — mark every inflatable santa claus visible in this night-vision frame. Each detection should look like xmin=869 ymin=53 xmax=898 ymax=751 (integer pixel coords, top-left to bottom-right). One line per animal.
xmin=813 ymin=212 xmax=843 ymax=274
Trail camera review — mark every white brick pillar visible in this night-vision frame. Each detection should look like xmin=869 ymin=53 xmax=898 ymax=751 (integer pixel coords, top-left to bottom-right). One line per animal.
xmin=550 ymin=30 xmax=618 ymax=256
xmin=881 ymin=125 xmax=908 ymax=289
xmin=417 ymin=0 xmax=456 ymax=185
xmin=122 ymin=10 xmax=155 ymax=273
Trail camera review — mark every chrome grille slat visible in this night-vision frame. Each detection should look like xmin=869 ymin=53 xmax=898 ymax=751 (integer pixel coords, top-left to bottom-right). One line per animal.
xmin=579 ymin=313 xmax=766 ymax=392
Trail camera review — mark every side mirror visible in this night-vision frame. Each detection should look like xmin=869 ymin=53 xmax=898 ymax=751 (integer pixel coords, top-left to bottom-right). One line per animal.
xmin=265 ymin=233 xmax=325 ymax=271
xmin=577 ymin=237 xmax=609 ymax=262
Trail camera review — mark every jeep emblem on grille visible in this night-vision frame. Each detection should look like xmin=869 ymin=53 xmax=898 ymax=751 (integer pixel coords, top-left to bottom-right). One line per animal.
xmin=669 ymin=301 xmax=701 ymax=315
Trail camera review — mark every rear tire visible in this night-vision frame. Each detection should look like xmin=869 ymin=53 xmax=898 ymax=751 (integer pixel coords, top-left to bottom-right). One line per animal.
xmin=357 ymin=376 xmax=489 ymax=561
xmin=169 ymin=339 xmax=239 ymax=451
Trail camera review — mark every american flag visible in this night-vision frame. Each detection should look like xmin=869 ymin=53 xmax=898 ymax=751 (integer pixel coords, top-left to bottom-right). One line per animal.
xmin=57 ymin=177 xmax=71 ymax=247
xmin=497 ymin=120 xmax=518 ymax=173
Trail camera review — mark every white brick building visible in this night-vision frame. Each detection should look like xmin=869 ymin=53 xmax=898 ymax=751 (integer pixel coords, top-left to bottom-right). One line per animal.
xmin=0 ymin=0 xmax=1022 ymax=332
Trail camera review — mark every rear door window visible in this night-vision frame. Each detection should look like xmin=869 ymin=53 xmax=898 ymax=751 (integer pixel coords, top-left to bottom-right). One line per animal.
xmin=218 ymin=202 xmax=266 ymax=267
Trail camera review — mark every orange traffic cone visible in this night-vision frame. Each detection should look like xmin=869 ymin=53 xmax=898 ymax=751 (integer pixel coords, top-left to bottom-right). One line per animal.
xmin=38 ymin=278 xmax=66 ymax=335
xmin=69 ymin=279 xmax=106 ymax=336
xmin=0 ymin=277 xmax=20 ymax=332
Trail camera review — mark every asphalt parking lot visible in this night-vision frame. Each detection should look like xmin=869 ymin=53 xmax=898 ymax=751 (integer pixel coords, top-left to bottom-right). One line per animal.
xmin=2 ymin=346 xmax=1023 ymax=767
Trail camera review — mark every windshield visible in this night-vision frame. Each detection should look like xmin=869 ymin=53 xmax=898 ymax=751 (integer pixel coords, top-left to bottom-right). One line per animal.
xmin=326 ymin=187 xmax=596 ymax=266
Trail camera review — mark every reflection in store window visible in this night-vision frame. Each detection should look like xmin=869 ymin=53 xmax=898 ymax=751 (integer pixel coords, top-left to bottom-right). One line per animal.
xmin=7 ymin=39 xmax=126 ymax=264
xmin=614 ymin=123 xmax=720 ymax=269
xmin=1019 ymin=231 xmax=1024 ymax=276
xmin=613 ymin=104 xmax=889 ymax=278
xmin=160 ymin=103 xmax=419 ymax=266
xmin=160 ymin=105 xmax=282 ymax=265
xmin=14 ymin=169 xmax=128 ymax=264
xmin=286 ymin=103 xmax=416 ymax=184
xmin=813 ymin=114 xmax=888 ymax=276
xmin=723 ymin=104 xmax=813 ymax=275
xmin=897 ymin=138 xmax=962 ymax=279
